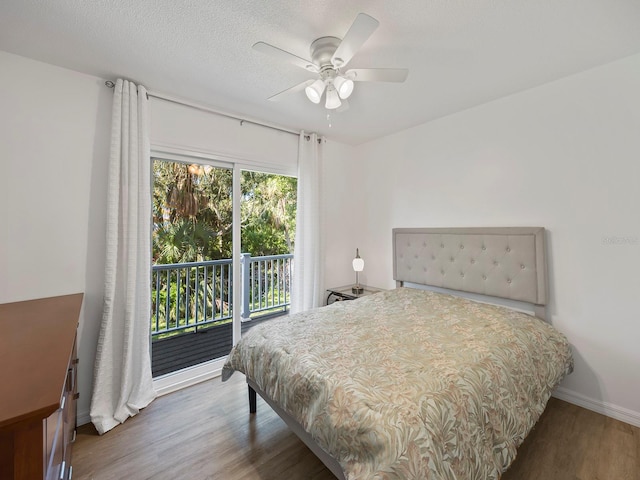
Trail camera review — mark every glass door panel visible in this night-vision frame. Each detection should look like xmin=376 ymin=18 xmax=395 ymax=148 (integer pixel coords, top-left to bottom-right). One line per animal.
xmin=238 ymin=170 xmax=297 ymax=328
xmin=151 ymin=158 xmax=233 ymax=377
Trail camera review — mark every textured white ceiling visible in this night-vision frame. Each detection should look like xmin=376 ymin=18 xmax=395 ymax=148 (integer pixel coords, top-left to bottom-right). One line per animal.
xmin=1 ymin=0 xmax=640 ymax=144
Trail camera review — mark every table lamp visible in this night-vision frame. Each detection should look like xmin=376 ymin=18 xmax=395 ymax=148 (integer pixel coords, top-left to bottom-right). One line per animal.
xmin=352 ymin=248 xmax=364 ymax=294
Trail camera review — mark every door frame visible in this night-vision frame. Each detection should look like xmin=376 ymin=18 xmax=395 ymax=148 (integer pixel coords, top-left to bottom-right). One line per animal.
xmin=149 ymin=146 xmax=296 ymax=396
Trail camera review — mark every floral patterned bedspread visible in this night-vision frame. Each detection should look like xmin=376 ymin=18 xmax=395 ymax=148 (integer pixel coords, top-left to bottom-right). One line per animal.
xmin=222 ymin=288 xmax=573 ymax=480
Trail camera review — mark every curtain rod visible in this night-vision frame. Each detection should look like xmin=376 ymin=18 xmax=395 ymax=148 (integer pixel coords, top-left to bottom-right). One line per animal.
xmin=104 ymin=80 xmax=301 ymax=138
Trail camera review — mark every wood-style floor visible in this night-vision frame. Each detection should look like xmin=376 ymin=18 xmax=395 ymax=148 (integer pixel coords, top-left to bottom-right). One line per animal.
xmin=73 ymin=374 xmax=640 ymax=480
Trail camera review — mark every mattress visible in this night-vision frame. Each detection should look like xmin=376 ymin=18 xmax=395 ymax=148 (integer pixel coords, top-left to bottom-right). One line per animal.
xmin=222 ymin=287 xmax=573 ymax=479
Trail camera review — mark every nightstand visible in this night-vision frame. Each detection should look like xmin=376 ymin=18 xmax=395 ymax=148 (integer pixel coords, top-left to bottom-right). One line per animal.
xmin=325 ymin=285 xmax=385 ymax=305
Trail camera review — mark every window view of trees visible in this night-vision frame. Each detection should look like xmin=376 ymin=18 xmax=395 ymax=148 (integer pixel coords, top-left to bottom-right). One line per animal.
xmin=150 ymin=159 xmax=296 ymax=366
xmin=152 ymin=161 xmax=233 ymax=264
xmin=152 ymin=159 xmax=297 ymax=264
xmin=240 ymin=171 xmax=297 ymax=256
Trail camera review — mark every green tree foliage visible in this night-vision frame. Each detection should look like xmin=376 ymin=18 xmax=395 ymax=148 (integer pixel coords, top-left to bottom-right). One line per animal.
xmin=152 ymin=160 xmax=297 ymax=264
xmin=241 ymin=171 xmax=297 ymax=256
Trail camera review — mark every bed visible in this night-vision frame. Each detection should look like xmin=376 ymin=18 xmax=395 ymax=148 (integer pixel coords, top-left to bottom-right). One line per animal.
xmin=222 ymin=227 xmax=573 ymax=479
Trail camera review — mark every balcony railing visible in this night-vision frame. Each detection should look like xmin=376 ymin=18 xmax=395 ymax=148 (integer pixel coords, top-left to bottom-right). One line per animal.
xmin=151 ymin=253 xmax=293 ymax=338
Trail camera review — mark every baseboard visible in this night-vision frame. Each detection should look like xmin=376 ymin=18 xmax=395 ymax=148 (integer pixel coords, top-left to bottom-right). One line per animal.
xmin=553 ymin=387 xmax=640 ymax=428
xmin=78 ymin=409 xmax=91 ymax=426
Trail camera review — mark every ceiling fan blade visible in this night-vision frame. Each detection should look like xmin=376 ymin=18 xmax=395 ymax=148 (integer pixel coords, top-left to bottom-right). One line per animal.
xmin=345 ymin=68 xmax=409 ymax=82
xmin=331 ymin=13 xmax=379 ymax=68
xmin=268 ymin=79 xmax=315 ymax=102
xmin=253 ymin=42 xmax=318 ymax=73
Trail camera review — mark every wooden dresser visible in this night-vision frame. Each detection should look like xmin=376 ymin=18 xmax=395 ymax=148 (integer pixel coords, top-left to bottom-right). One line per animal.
xmin=0 ymin=293 xmax=83 ymax=480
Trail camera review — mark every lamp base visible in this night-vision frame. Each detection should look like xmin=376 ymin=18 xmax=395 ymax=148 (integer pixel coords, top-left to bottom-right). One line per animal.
xmin=351 ymin=286 xmax=364 ymax=295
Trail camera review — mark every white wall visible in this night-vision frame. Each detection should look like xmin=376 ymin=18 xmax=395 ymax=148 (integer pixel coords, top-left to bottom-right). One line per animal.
xmin=0 ymin=51 xmax=112 ymax=425
xmin=321 ymin=140 xmax=359 ymax=290
xmin=337 ymin=53 xmax=640 ymax=426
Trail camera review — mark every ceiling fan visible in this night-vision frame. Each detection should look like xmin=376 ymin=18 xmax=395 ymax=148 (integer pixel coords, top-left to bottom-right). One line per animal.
xmin=254 ymin=13 xmax=409 ymax=110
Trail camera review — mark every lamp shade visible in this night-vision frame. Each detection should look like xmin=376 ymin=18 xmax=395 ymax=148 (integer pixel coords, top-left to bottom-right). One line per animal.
xmin=325 ymin=85 xmax=342 ymax=109
xmin=305 ymin=79 xmax=325 ymax=104
xmin=352 ymin=248 xmax=364 ymax=272
xmin=333 ymin=75 xmax=354 ymax=99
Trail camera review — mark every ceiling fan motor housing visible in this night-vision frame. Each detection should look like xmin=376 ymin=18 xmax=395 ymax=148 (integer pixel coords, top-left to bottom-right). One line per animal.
xmin=310 ymin=36 xmax=343 ymax=70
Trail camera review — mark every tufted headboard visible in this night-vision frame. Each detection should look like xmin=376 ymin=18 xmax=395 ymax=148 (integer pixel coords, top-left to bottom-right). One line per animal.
xmin=393 ymin=227 xmax=548 ymax=309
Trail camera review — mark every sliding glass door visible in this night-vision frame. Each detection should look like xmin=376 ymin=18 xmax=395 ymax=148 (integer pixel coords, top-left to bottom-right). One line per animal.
xmin=149 ymin=157 xmax=297 ymax=379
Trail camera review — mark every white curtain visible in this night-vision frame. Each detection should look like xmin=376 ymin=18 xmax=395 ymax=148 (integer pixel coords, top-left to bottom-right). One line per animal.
xmin=291 ymin=131 xmax=324 ymax=314
xmin=90 ymin=79 xmax=157 ymax=435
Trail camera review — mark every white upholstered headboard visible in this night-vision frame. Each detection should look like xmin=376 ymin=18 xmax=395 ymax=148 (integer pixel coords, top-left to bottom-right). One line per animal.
xmin=393 ymin=227 xmax=548 ymax=309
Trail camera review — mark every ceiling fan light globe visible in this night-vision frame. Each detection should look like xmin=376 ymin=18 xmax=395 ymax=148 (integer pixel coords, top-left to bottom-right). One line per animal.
xmin=305 ymin=88 xmax=321 ymax=104
xmin=325 ymin=85 xmax=342 ymax=109
xmin=305 ymin=79 xmax=325 ymax=104
xmin=334 ymin=76 xmax=354 ymax=99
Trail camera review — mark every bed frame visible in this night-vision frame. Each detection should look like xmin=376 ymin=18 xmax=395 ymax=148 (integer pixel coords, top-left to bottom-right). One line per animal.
xmin=247 ymin=226 xmax=548 ymax=479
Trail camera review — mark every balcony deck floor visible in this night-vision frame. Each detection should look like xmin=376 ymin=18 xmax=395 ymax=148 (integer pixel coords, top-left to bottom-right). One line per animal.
xmin=151 ymin=315 xmax=278 ymax=378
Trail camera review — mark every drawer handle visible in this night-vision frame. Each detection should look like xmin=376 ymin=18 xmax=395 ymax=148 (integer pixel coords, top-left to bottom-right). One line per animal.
xmin=60 ymin=460 xmax=66 ymax=479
